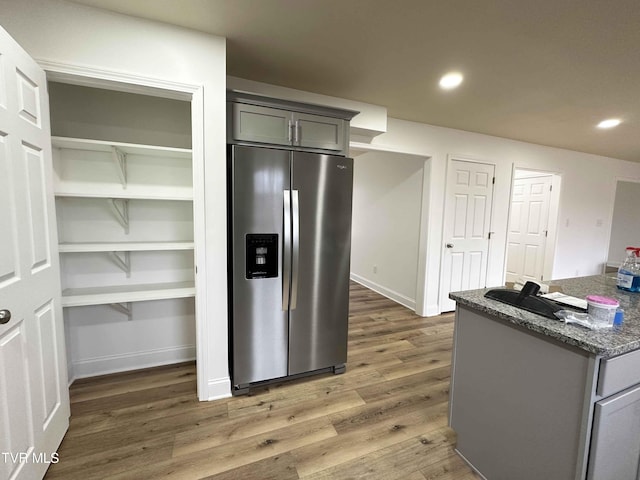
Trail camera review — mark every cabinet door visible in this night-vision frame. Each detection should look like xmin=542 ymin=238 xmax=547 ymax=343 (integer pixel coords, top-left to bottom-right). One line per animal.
xmin=293 ymin=112 xmax=345 ymax=152
xmin=588 ymin=384 xmax=640 ymax=479
xmin=230 ymin=103 xmax=292 ymax=146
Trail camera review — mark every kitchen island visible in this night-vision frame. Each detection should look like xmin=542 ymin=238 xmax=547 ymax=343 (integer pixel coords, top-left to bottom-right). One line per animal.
xmin=448 ymin=274 xmax=640 ymax=480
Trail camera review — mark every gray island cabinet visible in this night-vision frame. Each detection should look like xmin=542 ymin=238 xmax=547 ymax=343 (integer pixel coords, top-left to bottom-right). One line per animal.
xmin=449 ymin=274 xmax=640 ymax=480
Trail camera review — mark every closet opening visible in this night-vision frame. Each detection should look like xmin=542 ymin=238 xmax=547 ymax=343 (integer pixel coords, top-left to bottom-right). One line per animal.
xmin=48 ymin=81 xmax=196 ymax=390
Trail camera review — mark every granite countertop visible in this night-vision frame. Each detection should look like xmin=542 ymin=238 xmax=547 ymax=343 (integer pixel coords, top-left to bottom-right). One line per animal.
xmin=449 ymin=274 xmax=640 ymax=358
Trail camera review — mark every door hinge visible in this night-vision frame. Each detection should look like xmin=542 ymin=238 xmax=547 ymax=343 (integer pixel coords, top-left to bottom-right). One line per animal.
xmin=492 ymin=177 xmax=496 ymax=185
xmin=488 ymin=231 xmax=493 ymax=240
xmin=550 ymin=185 xmax=553 ymax=192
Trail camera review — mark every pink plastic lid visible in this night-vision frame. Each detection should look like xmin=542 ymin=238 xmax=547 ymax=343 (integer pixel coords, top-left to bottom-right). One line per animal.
xmin=586 ymin=295 xmax=619 ymax=307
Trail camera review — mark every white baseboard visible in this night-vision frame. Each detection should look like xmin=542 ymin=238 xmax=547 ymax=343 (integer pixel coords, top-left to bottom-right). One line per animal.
xmin=72 ymin=345 xmax=196 ymax=379
xmin=425 ymin=303 xmax=441 ymax=317
xmin=204 ymin=377 xmax=232 ymax=401
xmin=350 ymin=273 xmax=416 ymax=311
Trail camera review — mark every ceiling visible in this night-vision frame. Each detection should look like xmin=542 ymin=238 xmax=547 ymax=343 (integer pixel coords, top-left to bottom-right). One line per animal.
xmin=71 ymin=0 xmax=640 ymax=162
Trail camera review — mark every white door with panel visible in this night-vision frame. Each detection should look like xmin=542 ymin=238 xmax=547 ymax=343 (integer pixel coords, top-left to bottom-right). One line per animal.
xmin=440 ymin=159 xmax=495 ymax=312
xmin=0 ymin=27 xmax=69 ymax=480
xmin=506 ymin=175 xmax=552 ymax=283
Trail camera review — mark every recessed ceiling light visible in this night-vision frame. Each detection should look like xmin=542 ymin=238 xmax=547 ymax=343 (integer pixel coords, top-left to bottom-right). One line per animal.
xmin=439 ymin=72 xmax=463 ymax=90
xmin=597 ymin=118 xmax=621 ymax=129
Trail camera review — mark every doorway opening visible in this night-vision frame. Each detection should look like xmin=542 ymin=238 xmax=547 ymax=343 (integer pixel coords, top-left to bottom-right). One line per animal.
xmin=349 ymin=145 xmax=430 ymax=314
xmin=606 ymin=179 xmax=640 ymax=273
xmin=505 ymin=168 xmax=561 ymax=284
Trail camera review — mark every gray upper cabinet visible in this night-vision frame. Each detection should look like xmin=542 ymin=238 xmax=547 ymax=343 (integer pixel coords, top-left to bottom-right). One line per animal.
xmin=293 ymin=112 xmax=344 ymax=152
xmin=231 ymin=103 xmax=292 ymax=147
xmin=227 ymin=91 xmax=357 ymax=156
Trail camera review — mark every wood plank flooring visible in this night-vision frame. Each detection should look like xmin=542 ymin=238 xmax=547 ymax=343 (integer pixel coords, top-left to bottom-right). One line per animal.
xmin=45 ymin=282 xmax=479 ymax=480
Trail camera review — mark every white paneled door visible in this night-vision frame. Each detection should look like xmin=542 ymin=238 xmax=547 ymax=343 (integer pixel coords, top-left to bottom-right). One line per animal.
xmin=440 ymin=159 xmax=495 ymax=312
xmin=0 ymin=27 xmax=69 ymax=480
xmin=506 ymin=175 xmax=552 ymax=283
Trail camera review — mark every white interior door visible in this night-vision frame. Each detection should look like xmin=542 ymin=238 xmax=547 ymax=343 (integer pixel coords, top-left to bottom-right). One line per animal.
xmin=0 ymin=26 xmax=69 ymax=480
xmin=440 ymin=159 xmax=495 ymax=312
xmin=506 ymin=175 xmax=552 ymax=283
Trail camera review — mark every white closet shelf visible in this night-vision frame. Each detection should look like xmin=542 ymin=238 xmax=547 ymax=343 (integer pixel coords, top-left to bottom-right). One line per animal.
xmin=61 ymin=281 xmax=196 ymax=307
xmin=53 ymin=189 xmax=193 ymax=201
xmin=59 ymin=241 xmax=195 ymax=253
xmin=52 ymin=136 xmax=192 ymax=159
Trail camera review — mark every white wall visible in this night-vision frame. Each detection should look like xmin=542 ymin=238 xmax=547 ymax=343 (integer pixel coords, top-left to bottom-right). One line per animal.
xmin=0 ymin=0 xmax=229 ymax=400
xmin=368 ymin=118 xmax=640 ymax=315
xmin=608 ymin=181 xmax=640 ymax=263
xmin=64 ymin=300 xmax=195 ymax=379
xmin=350 ymin=151 xmax=425 ymax=308
xmin=49 ymin=82 xmax=192 ymax=148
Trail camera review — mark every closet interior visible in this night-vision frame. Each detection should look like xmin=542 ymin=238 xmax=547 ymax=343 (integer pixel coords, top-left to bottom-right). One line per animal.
xmin=48 ymin=82 xmax=197 ymax=382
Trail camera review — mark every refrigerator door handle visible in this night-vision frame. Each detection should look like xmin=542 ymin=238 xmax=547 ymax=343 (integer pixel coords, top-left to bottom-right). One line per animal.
xmin=282 ymin=190 xmax=291 ymax=311
xmin=291 ymin=189 xmax=300 ymax=310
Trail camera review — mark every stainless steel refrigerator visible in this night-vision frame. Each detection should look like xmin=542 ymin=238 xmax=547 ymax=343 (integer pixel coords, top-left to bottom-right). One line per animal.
xmin=228 ymin=144 xmax=353 ymax=394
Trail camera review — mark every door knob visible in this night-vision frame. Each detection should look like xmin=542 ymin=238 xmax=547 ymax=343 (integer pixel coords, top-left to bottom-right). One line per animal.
xmin=0 ymin=309 xmax=11 ymax=325
xmin=446 ymin=243 xmax=454 ymax=248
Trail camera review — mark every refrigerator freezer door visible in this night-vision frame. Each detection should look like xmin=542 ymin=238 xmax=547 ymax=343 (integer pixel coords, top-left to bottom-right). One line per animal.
xmin=230 ymin=145 xmax=291 ymax=386
xmin=289 ymin=152 xmax=353 ymax=375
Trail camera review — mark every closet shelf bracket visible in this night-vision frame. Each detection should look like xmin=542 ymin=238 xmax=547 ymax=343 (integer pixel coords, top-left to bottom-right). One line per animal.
xmin=108 ymin=251 xmax=131 ymax=277
xmin=108 ymin=198 xmax=130 ymax=233
xmin=111 ymin=146 xmax=127 ymax=188
xmin=109 ymin=302 xmax=132 ymax=320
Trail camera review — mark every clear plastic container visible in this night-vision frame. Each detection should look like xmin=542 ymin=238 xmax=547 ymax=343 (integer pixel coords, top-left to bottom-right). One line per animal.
xmin=617 ymin=247 xmax=640 ymax=292
xmin=586 ymin=295 xmax=619 ymax=328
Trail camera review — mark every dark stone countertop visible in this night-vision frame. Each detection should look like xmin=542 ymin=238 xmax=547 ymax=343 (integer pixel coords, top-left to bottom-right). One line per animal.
xmin=449 ymin=274 xmax=640 ymax=358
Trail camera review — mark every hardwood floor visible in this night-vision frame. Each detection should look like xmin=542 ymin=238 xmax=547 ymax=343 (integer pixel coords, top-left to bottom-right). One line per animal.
xmin=45 ymin=283 xmax=479 ymax=479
